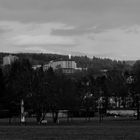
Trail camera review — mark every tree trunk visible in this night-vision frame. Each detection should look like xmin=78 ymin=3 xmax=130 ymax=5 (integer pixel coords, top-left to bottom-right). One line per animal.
xmin=52 ymin=111 xmax=58 ymax=123
xmin=136 ymin=99 xmax=140 ymax=120
xmin=105 ymin=97 xmax=108 ymax=114
xmin=123 ymin=97 xmax=126 ymax=108
xmin=36 ymin=111 xmax=42 ymax=123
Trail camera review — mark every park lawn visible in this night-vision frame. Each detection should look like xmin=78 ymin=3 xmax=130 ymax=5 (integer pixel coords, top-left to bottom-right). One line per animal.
xmin=0 ymin=118 xmax=140 ymax=140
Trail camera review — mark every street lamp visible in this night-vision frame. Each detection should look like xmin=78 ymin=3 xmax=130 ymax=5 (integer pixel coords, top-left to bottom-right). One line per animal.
xmin=21 ymin=99 xmax=25 ymax=124
xmin=98 ymin=96 xmax=104 ymax=122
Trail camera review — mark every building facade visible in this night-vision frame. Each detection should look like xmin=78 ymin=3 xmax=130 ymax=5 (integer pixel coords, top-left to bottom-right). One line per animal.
xmin=3 ymin=55 xmax=18 ymax=66
xmin=43 ymin=60 xmax=77 ymax=74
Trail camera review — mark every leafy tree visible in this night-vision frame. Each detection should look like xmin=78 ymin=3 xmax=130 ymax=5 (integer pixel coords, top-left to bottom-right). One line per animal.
xmin=0 ymin=68 xmax=6 ymax=112
xmin=107 ymin=70 xmax=128 ymax=100
xmin=30 ymin=66 xmax=48 ymax=123
xmin=5 ymin=59 xmax=33 ymax=120
xmin=0 ymin=68 xmax=5 ymax=99
xmin=132 ymin=61 xmax=140 ymax=120
xmin=45 ymin=68 xmax=79 ymax=123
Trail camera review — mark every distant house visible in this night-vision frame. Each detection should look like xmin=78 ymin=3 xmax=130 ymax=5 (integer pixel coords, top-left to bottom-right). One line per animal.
xmin=3 ymin=55 xmax=18 ymax=66
xmin=32 ymin=64 xmax=42 ymax=70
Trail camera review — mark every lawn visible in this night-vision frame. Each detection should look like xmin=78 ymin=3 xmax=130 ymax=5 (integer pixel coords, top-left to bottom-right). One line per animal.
xmin=0 ymin=118 xmax=140 ymax=140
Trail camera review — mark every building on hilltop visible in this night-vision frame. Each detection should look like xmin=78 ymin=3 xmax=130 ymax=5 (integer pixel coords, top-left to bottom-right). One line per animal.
xmin=32 ymin=54 xmax=87 ymax=74
xmin=3 ymin=55 xmax=18 ymax=66
xmin=43 ymin=60 xmax=77 ymax=74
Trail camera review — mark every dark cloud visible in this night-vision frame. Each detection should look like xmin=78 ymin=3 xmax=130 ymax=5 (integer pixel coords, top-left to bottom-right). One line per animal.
xmin=52 ymin=28 xmax=93 ymax=36
xmin=0 ymin=28 xmax=6 ymax=34
xmin=1 ymin=0 xmax=140 ymax=27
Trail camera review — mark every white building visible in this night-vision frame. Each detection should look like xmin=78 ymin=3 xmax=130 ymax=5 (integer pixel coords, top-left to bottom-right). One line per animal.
xmin=3 ymin=55 xmax=18 ymax=66
xmin=43 ymin=60 xmax=77 ymax=74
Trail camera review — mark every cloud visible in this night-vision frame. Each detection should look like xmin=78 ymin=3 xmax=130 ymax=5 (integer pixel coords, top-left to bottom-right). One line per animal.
xmin=1 ymin=20 xmax=140 ymax=60
xmin=52 ymin=26 xmax=97 ymax=36
xmin=0 ymin=21 xmax=76 ymax=46
xmin=74 ymin=25 xmax=140 ymax=60
xmin=0 ymin=21 xmax=74 ymax=33
xmin=1 ymin=0 xmax=140 ymax=29
xmin=10 ymin=35 xmax=75 ymax=46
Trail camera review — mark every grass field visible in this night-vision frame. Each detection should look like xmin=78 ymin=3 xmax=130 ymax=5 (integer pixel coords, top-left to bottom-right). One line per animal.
xmin=0 ymin=117 xmax=140 ymax=140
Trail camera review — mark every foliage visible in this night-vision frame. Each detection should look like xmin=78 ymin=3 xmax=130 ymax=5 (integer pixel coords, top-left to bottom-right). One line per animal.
xmin=0 ymin=53 xmax=140 ymax=122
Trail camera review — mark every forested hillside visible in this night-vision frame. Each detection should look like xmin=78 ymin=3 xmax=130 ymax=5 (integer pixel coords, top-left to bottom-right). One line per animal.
xmin=0 ymin=52 xmax=140 ymax=121
xmin=0 ymin=52 xmax=134 ymax=72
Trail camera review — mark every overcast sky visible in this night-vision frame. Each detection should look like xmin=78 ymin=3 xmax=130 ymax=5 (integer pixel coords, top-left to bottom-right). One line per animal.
xmin=0 ymin=0 xmax=140 ymax=60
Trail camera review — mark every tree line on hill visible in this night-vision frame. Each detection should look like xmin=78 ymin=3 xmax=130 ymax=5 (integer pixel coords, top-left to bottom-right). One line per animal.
xmin=0 ymin=53 xmax=140 ymax=123
xmin=0 ymin=52 xmax=133 ymax=69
